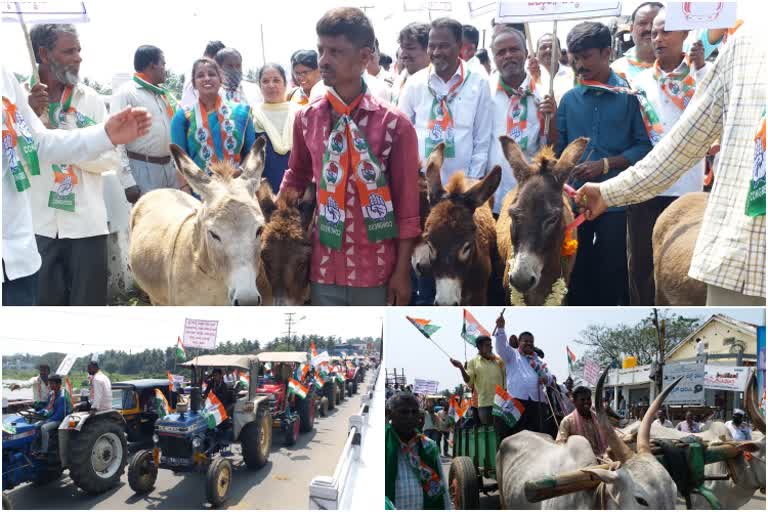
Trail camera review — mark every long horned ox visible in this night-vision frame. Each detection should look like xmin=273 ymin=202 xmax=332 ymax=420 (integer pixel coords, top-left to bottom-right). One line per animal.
xmin=619 ymin=373 xmax=765 ymax=509
xmin=411 ymin=143 xmax=502 ymax=306
xmin=496 ymin=136 xmax=589 ymax=306
xmin=652 ymin=191 xmax=707 ymax=305
xmin=255 ymin=181 xmax=316 ymax=306
xmin=129 ymin=137 xmax=268 ymax=305
xmin=496 ymin=367 xmax=682 ymax=509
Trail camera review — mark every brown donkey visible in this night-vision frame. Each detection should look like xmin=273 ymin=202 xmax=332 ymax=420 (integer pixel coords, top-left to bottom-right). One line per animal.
xmin=411 ymin=143 xmax=502 ymax=306
xmin=496 ymin=136 xmax=588 ymax=305
xmin=255 ymin=181 xmax=316 ymax=306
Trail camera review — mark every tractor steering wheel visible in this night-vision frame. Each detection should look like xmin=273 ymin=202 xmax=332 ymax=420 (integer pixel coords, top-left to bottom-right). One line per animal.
xmin=18 ymin=409 xmax=48 ymax=423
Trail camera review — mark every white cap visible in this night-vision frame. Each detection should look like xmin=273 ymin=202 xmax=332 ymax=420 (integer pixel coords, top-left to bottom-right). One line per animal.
xmin=733 ymin=408 xmax=746 ymax=416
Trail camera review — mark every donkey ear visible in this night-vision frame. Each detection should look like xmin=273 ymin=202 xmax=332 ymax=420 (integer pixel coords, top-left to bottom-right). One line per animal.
xmin=426 ymin=143 xmax=446 ymax=207
xmin=299 ymin=182 xmax=317 ymax=233
xmin=255 ymin=178 xmax=277 ymax=222
xmin=240 ymin=135 xmax=267 ymax=184
xmin=553 ymin=137 xmax=589 ymax=183
xmin=465 ymin=166 xmax=501 ymax=209
xmin=500 ymin=136 xmax=532 ymax=185
xmin=170 ymin=144 xmax=213 ymax=198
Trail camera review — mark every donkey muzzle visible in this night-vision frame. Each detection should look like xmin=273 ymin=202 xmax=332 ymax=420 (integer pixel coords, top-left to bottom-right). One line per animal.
xmin=508 ymin=253 xmax=543 ymax=292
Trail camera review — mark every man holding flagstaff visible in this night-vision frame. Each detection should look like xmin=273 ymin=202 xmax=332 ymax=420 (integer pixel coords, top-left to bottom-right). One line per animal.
xmin=493 ymin=312 xmax=557 ymax=438
xmin=449 ymin=336 xmax=504 ymax=429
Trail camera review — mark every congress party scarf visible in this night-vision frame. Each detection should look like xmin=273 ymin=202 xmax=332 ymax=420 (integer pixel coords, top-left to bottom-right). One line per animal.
xmin=384 ymin=424 xmax=445 ymax=510
xmin=425 ymin=61 xmax=470 ymax=158
xmin=188 ymin=95 xmax=242 ymax=169
xmin=654 ymin=55 xmax=697 ymax=112
xmin=318 ymin=82 xmax=398 ymax=249
xmin=746 ymin=109 xmax=765 ymax=217
xmin=132 ymin=72 xmax=178 ymax=119
xmin=47 ymin=85 xmax=97 ymax=212
xmin=623 ymin=46 xmax=654 ymax=71
xmin=2 ymin=97 xmax=40 ymax=192
xmin=498 ymin=75 xmax=543 ymax=152
xmin=519 ymin=347 xmax=551 ymax=382
xmin=577 ymin=78 xmax=665 ymax=145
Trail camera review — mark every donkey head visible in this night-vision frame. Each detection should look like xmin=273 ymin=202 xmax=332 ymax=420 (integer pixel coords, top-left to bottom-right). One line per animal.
xmin=501 ymin=136 xmax=588 ymax=293
xmin=413 ymin=143 xmax=501 ymax=306
xmin=170 ymin=136 xmax=267 ymax=306
xmin=256 ymin=181 xmax=316 ymax=306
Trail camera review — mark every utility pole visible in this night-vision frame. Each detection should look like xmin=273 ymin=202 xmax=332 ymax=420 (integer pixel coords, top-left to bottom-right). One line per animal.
xmin=283 ymin=312 xmax=297 ymax=340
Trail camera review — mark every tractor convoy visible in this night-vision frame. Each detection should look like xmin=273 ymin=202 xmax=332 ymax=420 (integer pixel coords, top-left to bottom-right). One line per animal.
xmin=2 ymin=351 xmax=374 ymax=508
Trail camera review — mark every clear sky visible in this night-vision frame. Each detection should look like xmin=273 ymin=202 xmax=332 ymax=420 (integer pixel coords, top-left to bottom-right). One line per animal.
xmin=385 ymin=307 xmax=765 ymax=392
xmin=0 ymin=307 xmax=384 ymax=357
xmin=1 ymin=0 xmax=668 ymax=85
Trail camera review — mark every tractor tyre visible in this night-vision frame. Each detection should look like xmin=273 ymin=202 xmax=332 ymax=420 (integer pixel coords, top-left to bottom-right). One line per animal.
xmin=320 ymin=397 xmax=329 ymax=417
xmin=284 ymin=418 xmax=300 ymax=446
xmin=240 ymin=407 xmax=271 ymax=470
xmin=127 ymin=449 xmax=157 ymax=494
xmin=68 ymin=417 xmax=128 ymax=495
xmin=448 ymin=456 xmax=480 ymax=510
xmin=326 ymin=384 xmax=336 ymax=411
xmin=297 ymin=396 xmax=315 ymax=433
xmin=205 ymin=457 xmax=233 ymax=507
xmin=339 ymin=382 xmax=345 ymax=402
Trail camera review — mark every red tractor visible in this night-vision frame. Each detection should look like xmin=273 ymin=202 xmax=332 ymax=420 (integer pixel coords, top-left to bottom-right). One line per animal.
xmin=254 ymin=352 xmax=316 ymax=446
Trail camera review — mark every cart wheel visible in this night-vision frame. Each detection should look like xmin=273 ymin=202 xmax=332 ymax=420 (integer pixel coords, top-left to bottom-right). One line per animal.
xmin=449 ymin=456 xmax=479 ymax=510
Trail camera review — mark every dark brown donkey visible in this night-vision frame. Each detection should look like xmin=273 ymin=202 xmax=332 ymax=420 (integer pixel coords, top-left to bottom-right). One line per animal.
xmin=411 ymin=143 xmax=502 ymax=306
xmin=255 ymin=181 xmax=316 ymax=306
xmin=496 ymin=136 xmax=588 ymax=305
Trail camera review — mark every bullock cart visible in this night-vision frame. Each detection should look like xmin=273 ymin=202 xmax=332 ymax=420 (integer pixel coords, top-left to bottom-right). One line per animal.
xmin=448 ymin=424 xmax=499 ymax=509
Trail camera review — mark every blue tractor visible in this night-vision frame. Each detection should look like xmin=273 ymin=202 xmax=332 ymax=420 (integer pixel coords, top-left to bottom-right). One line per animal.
xmin=3 ymin=406 xmax=128 ymax=509
xmin=127 ymin=354 xmax=273 ymax=507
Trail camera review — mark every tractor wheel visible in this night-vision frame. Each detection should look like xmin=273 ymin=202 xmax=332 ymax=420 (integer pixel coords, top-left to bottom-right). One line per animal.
xmin=339 ymin=382 xmax=346 ymax=402
xmin=127 ymin=449 xmax=157 ymax=494
xmin=449 ymin=456 xmax=480 ymax=510
xmin=240 ymin=407 xmax=271 ymax=470
xmin=205 ymin=457 xmax=233 ymax=507
xmin=297 ymin=396 xmax=315 ymax=433
xmin=326 ymin=385 xmax=336 ymax=411
xmin=352 ymin=381 xmax=358 ymax=395
xmin=3 ymin=492 xmax=12 ymax=510
xmin=68 ymin=417 xmax=128 ymax=495
xmin=320 ymin=397 xmax=329 ymax=417
xmin=284 ymin=418 xmax=300 ymax=446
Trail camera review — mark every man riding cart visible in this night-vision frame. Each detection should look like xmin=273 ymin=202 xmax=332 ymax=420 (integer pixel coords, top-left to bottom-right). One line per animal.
xmin=127 ymin=354 xmax=272 ymax=507
xmin=3 ymin=374 xmax=129 ymax=509
xmin=256 ymin=352 xmax=317 ymax=444
xmin=111 ymin=379 xmax=180 ymax=444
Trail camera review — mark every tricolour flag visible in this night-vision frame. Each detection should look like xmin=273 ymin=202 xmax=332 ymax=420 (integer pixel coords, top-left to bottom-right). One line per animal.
xmin=288 ymin=378 xmax=308 ymax=399
xmin=64 ymin=376 xmax=75 ymax=414
xmin=154 ymin=389 xmax=170 ymax=418
xmin=449 ymin=395 xmax=468 ymax=423
xmin=314 ymin=371 xmax=326 ymax=390
xmin=492 ymin=385 xmax=525 ymax=429
xmin=461 ymin=309 xmax=490 ymax=347
xmin=175 ymin=337 xmax=186 ymax=361
xmin=567 ymin=346 xmax=577 ymax=373
xmin=235 ymin=370 xmax=250 ymax=390
xmin=406 ymin=316 xmax=441 ymax=339
xmin=202 ymin=392 xmax=228 ymax=429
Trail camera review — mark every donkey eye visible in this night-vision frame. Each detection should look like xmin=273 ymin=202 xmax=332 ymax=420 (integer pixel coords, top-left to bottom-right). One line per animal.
xmin=208 ymin=230 xmax=221 ymax=242
xmin=635 ymin=497 xmax=649 ymax=507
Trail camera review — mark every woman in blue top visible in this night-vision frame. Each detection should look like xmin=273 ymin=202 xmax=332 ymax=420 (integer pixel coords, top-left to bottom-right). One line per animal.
xmin=171 ymin=57 xmax=256 ymax=187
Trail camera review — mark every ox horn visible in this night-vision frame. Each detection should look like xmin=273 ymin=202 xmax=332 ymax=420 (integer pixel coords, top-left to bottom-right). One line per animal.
xmin=595 ymin=367 xmax=634 ymax=463
xmin=637 ymin=374 xmax=684 ymax=455
xmin=745 ymin=371 xmax=765 ymax=434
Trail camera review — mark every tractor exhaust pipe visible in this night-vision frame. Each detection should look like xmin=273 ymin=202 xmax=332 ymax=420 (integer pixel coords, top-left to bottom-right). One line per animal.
xmin=190 ymin=387 xmax=201 ymax=412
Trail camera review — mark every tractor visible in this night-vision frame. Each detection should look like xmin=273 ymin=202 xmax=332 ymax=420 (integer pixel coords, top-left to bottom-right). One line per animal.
xmin=327 ymin=356 xmax=346 ymax=404
xmin=112 ymin=379 xmax=180 ymax=444
xmin=255 ymin=352 xmax=317 ymax=444
xmin=127 ymin=354 xmax=272 ymax=507
xmin=3 ymin=403 xmax=128 ymax=509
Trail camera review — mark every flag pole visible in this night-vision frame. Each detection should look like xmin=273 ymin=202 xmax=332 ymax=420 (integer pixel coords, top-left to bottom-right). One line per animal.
xmin=492 ymin=308 xmax=506 ymax=336
xmin=426 ymin=334 xmax=452 ymax=359
xmin=543 ymin=20 xmax=558 ymax=144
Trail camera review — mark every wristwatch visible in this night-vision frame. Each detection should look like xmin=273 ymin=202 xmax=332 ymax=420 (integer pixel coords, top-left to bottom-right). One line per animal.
xmin=602 ymin=158 xmax=610 ymax=175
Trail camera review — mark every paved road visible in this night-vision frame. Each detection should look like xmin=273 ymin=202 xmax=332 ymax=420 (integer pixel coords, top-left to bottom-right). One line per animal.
xmin=6 ymin=379 xmax=369 ymax=510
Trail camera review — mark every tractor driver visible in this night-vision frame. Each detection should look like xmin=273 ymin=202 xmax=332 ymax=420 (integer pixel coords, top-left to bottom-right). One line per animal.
xmin=34 ymin=374 xmax=67 ymax=457
xmin=203 ymin=369 xmax=232 ymax=408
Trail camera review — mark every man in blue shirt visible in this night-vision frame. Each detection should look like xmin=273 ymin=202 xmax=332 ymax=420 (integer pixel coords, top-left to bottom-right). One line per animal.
xmin=556 ymin=22 xmax=652 ymax=305
xmin=35 ymin=374 xmax=68 ymax=455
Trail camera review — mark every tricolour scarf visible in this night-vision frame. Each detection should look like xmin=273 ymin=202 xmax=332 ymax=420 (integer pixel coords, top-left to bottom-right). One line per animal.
xmin=2 ymin=96 xmax=40 ymax=192
xmin=132 ymin=72 xmax=178 ymax=119
xmin=425 ymin=61 xmax=471 ymax=158
xmin=188 ymin=95 xmax=242 ymax=169
xmin=498 ymin=74 xmax=543 ymax=152
xmin=654 ymin=54 xmax=697 ymax=112
xmin=747 ymin=109 xmax=765 ymax=217
xmin=384 ymin=424 xmax=445 ymax=510
xmin=318 ymin=83 xmax=398 ymax=249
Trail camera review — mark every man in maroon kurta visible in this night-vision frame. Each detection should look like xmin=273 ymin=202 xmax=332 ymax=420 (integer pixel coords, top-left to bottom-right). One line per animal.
xmin=280 ymin=7 xmax=420 ymax=306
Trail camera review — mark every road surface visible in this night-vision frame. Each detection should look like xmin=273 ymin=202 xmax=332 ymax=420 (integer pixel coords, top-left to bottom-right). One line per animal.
xmin=6 ymin=377 xmax=370 ymax=510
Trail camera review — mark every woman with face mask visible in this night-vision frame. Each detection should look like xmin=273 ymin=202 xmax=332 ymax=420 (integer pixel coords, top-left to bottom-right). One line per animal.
xmin=252 ymin=63 xmax=298 ymax=193
xmin=170 ymin=57 xmax=256 ymax=192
